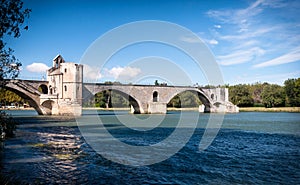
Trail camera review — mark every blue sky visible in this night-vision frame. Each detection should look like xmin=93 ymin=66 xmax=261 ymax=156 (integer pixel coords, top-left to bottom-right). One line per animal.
xmin=5 ymin=0 xmax=300 ymax=85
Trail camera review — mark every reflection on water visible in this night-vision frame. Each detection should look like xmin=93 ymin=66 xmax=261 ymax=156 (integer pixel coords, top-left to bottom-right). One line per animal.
xmin=1 ymin=110 xmax=300 ymax=184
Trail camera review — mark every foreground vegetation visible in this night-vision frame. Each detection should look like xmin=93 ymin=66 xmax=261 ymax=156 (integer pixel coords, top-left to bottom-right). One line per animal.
xmin=0 ymin=111 xmax=17 ymax=140
xmin=0 ymin=0 xmax=30 ymax=140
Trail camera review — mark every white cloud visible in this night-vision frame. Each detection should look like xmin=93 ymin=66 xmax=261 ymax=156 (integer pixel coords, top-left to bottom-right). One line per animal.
xmin=253 ymin=47 xmax=300 ymax=68
xmin=218 ymin=47 xmax=265 ymax=66
xmin=219 ymin=27 xmax=276 ymax=41
xmin=208 ymin=39 xmax=218 ymax=45
xmin=82 ymin=65 xmax=141 ymax=82
xmin=206 ymin=0 xmax=286 ymax=43
xmin=105 ymin=66 xmax=141 ymax=80
xmin=214 ymin=25 xmax=222 ymax=29
xmin=232 ymin=40 xmax=259 ymax=50
xmin=207 ymin=0 xmax=264 ymax=26
xmin=83 ymin=64 xmax=102 ymax=81
xmin=26 ymin=63 xmax=49 ymax=73
xmin=261 ymin=0 xmax=287 ymax=8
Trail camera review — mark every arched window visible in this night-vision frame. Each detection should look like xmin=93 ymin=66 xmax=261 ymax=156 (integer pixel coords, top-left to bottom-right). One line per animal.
xmin=38 ymin=84 xmax=48 ymax=94
xmin=64 ymin=68 xmax=67 ymax=73
xmin=211 ymin=94 xmax=214 ymax=100
xmin=64 ymin=85 xmax=67 ymax=92
xmin=153 ymin=91 xmax=158 ymax=102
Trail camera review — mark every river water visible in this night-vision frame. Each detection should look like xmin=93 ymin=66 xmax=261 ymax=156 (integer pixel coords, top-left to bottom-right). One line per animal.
xmin=1 ymin=110 xmax=300 ymax=184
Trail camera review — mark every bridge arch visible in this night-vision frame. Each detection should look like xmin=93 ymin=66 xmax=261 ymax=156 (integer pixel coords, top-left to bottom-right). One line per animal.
xmin=87 ymin=88 xmax=142 ymax=114
xmin=166 ymin=89 xmax=213 ymax=112
xmin=40 ymin=100 xmax=58 ymax=115
xmin=3 ymin=80 xmax=53 ymax=115
xmin=2 ymin=86 xmax=45 ymax=115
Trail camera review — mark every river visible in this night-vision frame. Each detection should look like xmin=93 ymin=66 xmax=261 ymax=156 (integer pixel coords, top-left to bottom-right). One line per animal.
xmin=1 ymin=110 xmax=300 ymax=184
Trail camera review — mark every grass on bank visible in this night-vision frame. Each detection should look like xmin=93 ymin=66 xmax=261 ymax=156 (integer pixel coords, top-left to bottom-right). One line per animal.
xmin=239 ymin=107 xmax=300 ymax=112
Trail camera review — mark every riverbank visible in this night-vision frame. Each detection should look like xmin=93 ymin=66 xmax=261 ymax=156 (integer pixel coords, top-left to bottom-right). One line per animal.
xmin=1 ymin=107 xmax=34 ymax=110
xmin=82 ymin=107 xmax=130 ymax=111
xmin=3 ymin=107 xmax=300 ymax=113
xmin=83 ymin=107 xmax=200 ymax=111
xmin=239 ymin=107 xmax=300 ymax=112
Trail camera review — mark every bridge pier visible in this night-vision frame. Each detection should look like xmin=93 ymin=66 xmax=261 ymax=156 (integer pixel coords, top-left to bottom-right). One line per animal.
xmin=130 ymin=102 xmax=167 ymax=114
xmin=147 ymin=102 xmax=167 ymax=114
xmin=210 ymin=102 xmax=239 ymax=113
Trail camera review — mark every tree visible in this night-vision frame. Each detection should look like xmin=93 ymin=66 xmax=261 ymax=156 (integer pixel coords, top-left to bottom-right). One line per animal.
xmin=0 ymin=88 xmax=24 ymax=106
xmin=0 ymin=0 xmax=30 ymax=139
xmin=168 ymin=95 xmax=181 ymax=108
xmin=261 ymin=84 xmax=285 ymax=108
xmin=0 ymin=0 xmax=31 ymax=84
xmin=229 ymin=84 xmax=254 ymax=107
xmin=167 ymin=91 xmax=201 ymax=108
xmin=284 ymin=78 xmax=300 ymax=107
xmin=250 ymin=82 xmax=267 ymax=106
xmin=111 ymin=92 xmax=129 ymax=108
xmin=85 ymin=90 xmax=129 ymax=108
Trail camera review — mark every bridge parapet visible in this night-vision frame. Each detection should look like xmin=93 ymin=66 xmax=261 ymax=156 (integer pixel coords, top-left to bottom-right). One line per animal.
xmin=3 ymin=56 xmax=238 ymax=115
xmin=83 ymin=83 xmax=239 ymax=114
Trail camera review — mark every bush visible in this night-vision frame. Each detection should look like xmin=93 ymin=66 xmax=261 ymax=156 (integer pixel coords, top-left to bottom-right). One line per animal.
xmin=261 ymin=84 xmax=285 ymax=108
xmin=253 ymin=103 xmax=264 ymax=107
xmin=0 ymin=110 xmax=17 ymax=140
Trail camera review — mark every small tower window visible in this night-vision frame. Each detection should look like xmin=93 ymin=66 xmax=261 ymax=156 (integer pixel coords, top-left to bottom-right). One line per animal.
xmin=153 ymin=91 xmax=158 ymax=102
xmin=64 ymin=68 xmax=67 ymax=73
xmin=64 ymin=85 xmax=67 ymax=92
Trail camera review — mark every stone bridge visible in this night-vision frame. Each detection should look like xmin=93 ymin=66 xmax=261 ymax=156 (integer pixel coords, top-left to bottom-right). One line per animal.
xmin=3 ymin=79 xmax=51 ymax=115
xmin=83 ymin=83 xmax=238 ymax=114
xmin=3 ymin=79 xmax=238 ymax=115
xmin=2 ymin=55 xmax=238 ymax=115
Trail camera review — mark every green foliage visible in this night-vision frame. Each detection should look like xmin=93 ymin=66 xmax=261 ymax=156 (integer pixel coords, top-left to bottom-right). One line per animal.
xmin=111 ymin=92 xmax=129 ymax=107
xmin=167 ymin=91 xmax=201 ymax=108
xmin=0 ymin=111 xmax=17 ymax=139
xmin=104 ymin=81 xmax=122 ymax=85
xmin=228 ymin=79 xmax=300 ymax=108
xmin=261 ymin=84 xmax=285 ymax=108
xmin=284 ymin=78 xmax=300 ymax=106
xmin=154 ymin=80 xmax=167 ymax=86
xmin=0 ymin=88 xmax=24 ymax=106
xmin=249 ymin=82 xmax=268 ymax=104
xmin=0 ymin=0 xmax=31 ymax=83
xmin=0 ymin=0 xmax=29 ymax=140
xmin=229 ymin=84 xmax=254 ymax=107
xmin=84 ymin=90 xmax=129 ymax=108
